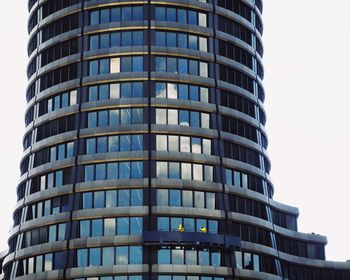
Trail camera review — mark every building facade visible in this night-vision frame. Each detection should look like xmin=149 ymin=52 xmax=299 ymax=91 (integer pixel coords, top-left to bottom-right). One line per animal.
xmin=1 ymin=0 xmax=350 ymax=279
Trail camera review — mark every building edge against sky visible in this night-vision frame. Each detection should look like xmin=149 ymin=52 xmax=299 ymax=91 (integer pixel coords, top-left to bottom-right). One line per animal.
xmin=0 ymin=0 xmax=350 ymax=279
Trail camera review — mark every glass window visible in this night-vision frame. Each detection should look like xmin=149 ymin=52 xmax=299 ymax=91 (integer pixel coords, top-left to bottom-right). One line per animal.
xmin=192 ymin=137 xmax=201 ymax=153
xmin=157 ymin=162 xmax=168 ymax=178
xmin=193 ymin=164 xmax=203 ymax=181
xmin=168 ymin=135 xmax=179 ymax=151
xmin=156 ymin=57 xmax=166 ymax=72
xmin=189 ymin=60 xmax=198 ymax=75
xmin=167 ymin=57 xmax=177 ymax=73
xmin=133 ymin=6 xmax=143 ymax=20
xmin=206 ymin=192 xmax=215 ymax=209
xmin=189 ymin=35 xmax=198 ymax=50
xmin=178 ymin=58 xmax=188 ymax=74
xmin=184 ymin=218 xmax=195 ymax=232
xmin=117 ymin=217 xmax=129 ymax=235
xmin=106 ymin=190 xmax=117 ymax=207
xmin=155 ymin=7 xmax=165 ymax=21
xmin=58 ymin=223 xmax=66 ymax=240
xmin=183 ymin=190 xmax=193 ymax=207
xmin=97 ymin=137 xmax=107 ymax=153
xmin=199 ymin=37 xmax=207 ymax=52
xmin=178 ymin=33 xmax=187 ymax=48
xmin=85 ymin=165 xmax=94 ymax=181
xmin=195 ymin=191 xmax=205 ymax=208
xmin=115 ymin=246 xmax=128 ymax=265
xmin=94 ymin=191 xmax=105 ymax=208
xmin=130 ymin=246 xmax=142 ymax=264
xmin=200 ymin=62 xmax=208 ymax=77
xmin=199 ymin=251 xmax=209 ymax=266
xmin=119 ymin=162 xmax=130 ymax=179
xmin=156 ymin=109 xmax=167 ymax=124
xmin=188 ymin=10 xmax=197 ymax=25
xmin=201 ymin=113 xmax=210 ymax=128
xmin=122 ymin=32 xmax=132 ymax=46
xmin=131 ymin=161 xmax=143 ymax=178
xmin=156 ymin=83 xmax=166 ymax=98
xmin=118 ymin=189 xmax=130 ymax=206
xmin=156 ymin=31 xmax=166 ymax=46
xmin=107 ymin=162 xmax=118 ymax=179
xmin=199 ymin=13 xmax=207 ymax=27
xmin=235 ymin=251 xmax=243 ymax=269
xmin=100 ymin=58 xmax=109 ymax=74
xmin=77 ymin=249 xmax=88 ymax=267
xmin=132 ymin=135 xmax=143 ymax=150
xmin=179 ymin=110 xmax=189 ymax=126
xmin=205 ymin=165 xmax=213 ymax=182
xmin=90 ymin=248 xmax=101 ymax=266
xmin=167 ymin=8 xmax=176 ymax=22
xmin=91 ymin=219 xmax=103 ymax=237
xmin=100 ymin=34 xmax=109 ymax=49
xmin=156 ymin=135 xmax=167 ymax=151
xmin=133 ymin=56 xmax=143 ymax=72
xmin=169 ymin=162 xmax=180 ymax=179
xmin=104 ymin=218 xmax=116 ymax=236
xmin=100 ymin=9 xmax=110 ymax=24
xmin=181 ymin=163 xmax=191 ymax=180
xmin=90 ymin=11 xmax=100 ymax=25
xmin=178 ymin=9 xmax=187 ymax=24
xmin=211 ymin=252 xmax=221 ymax=267
xmin=168 ymin=109 xmax=178 ymax=125
xmin=167 ymin=32 xmax=176 ymax=47
xmin=158 ymin=217 xmax=169 ymax=231
xmin=158 ymin=249 xmax=170 ymax=264
xmin=95 ymin=163 xmax=106 ymax=180
xmin=121 ymin=6 xmax=132 ymax=21
xmin=109 ymin=109 xmax=119 ymax=125
xmin=157 ymin=189 xmax=168 ymax=206
xmin=130 ymin=217 xmax=142 ymax=234
xmin=186 ymin=250 xmax=197 ymax=265
xmin=169 ymin=189 xmax=181 ymax=206
xmin=178 ymin=84 xmax=188 ymax=99
xmin=49 ymin=225 xmax=56 ymax=242
xmin=120 ymin=135 xmax=131 ymax=151
xmin=102 ymin=247 xmax=114 ymax=266
xmin=180 ymin=136 xmax=190 ymax=152
xmin=167 ymin=83 xmax=177 ymax=99
xmin=110 ymin=57 xmax=120 ymax=73
xmin=83 ymin=192 xmax=93 ymax=209
xmin=172 ymin=249 xmax=184 ymax=264
xmin=131 ymin=189 xmax=143 ymax=206
xmin=110 ymin=83 xmax=120 ymax=98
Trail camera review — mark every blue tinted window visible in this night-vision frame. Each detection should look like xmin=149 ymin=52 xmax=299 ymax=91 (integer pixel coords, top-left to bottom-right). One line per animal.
xmin=167 ymin=32 xmax=176 ymax=47
xmin=100 ymin=34 xmax=109 ymax=49
xmin=131 ymin=189 xmax=143 ymax=205
xmin=133 ymin=82 xmax=143 ymax=97
xmin=121 ymin=7 xmax=132 ymax=21
xmin=91 ymin=219 xmax=103 ymax=237
xmin=156 ymin=31 xmax=166 ymax=46
xmin=80 ymin=220 xmax=90 ymax=237
xmin=106 ymin=190 xmax=117 ymax=207
xmin=111 ymin=32 xmax=121 ymax=46
xmin=83 ymin=192 xmax=92 ymax=209
xmin=178 ymin=58 xmax=188 ymax=74
xmin=89 ymin=61 xmax=98 ymax=76
xmin=117 ymin=217 xmax=129 ymax=235
xmin=95 ymin=163 xmax=106 ymax=180
xmin=130 ymin=246 xmax=142 ymax=264
xmin=107 ymin=163 xmax=118 ymax=179
xmin=158 ymin=249 xmax=170 ymax=264
xmin=155 ymin=7 xmax=165 ymax=21
xmin=158 ymin=217 xmax=169 ymax=231
xmin=90 ymin=36 xmax=98 ymax=50
xmin=132 ymin=161 xmax=143 ymax=178
xmin=89 ymin=86 xmax=98 ymax=101
xmin=109 ymin=136 xmax=119 ymax=152
xmin=77 ymin=249 xmax=88 ymax=267
xmin=130 ymin=217 xmax=142 ymax=234
xmin=100 ymin=58 xmax=109 ymax=74
xmin=191 ymin=111 xmax=200 ymax=127
xmin=118 ymin=189 xmax=130 ymax=206
xmin=178 ymin=33 xmax=187 ymax=48
xmin=133 ymin=6 xmax=143 ymax=20
xmin=97 ymin=137 xmax=107 ymax=153
xmin=133 ymin=57 xmax=143 ymax=72
xmin=120 ymin=135 xmax=131 ymax=151
xmin=85 ymin=165 xmax=94 ymax=181
xmin=94 ymin=191 xmax=105 ymax=208
xmin=90 ymin=11 xmax=99 ymax=25
xmin=121 ymin=83 xmax=131 ymax=98
xmin=178 ymin=9 xmax=187 ymax=24
xmin=99 ymin=84 xmax=109 ymax=99
xmin=179 ymin=110 xmax=189 ymax=126
xmin=170 ymin=190 xmax=181 ymax=206
xmin=89 ymin=248 xmax=101 ymax=266
xmin=115 ymin=246 xmax=128 ymax=265
xmin=102 ymin=247 xmax=114 ymax=266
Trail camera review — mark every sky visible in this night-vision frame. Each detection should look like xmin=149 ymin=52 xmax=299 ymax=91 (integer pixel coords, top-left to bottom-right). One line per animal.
xmin=0 ymin=0 xmax=349 ymax=261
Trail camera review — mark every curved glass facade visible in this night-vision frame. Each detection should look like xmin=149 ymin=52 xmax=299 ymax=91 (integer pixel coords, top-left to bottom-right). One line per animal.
xmin=2 ymin=0 xmax=350 ymax=279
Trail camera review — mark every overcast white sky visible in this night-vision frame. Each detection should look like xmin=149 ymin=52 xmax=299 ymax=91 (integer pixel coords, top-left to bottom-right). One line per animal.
xmin=0 ymin=0 xmax=349 ymax=261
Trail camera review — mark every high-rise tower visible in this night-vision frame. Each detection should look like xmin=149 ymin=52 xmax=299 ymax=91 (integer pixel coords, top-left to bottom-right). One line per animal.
xmin=1 ymin=0 xmax=350 ymax=279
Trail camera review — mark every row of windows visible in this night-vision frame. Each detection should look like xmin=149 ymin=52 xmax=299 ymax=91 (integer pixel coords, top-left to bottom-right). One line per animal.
xmin=84 ymin=161 xmax=143 ymax=181
xmin=38 ymin=89 xmax=77 ymax=116
xmin=158 ymin=247 xmax=221 ymax=266
xmin=217 ymin=0 xmax=252 ymax=22
xmin=156 ymin=109 xmax=210 ymax=128
xmin=272 ymin=208 xmax=297 ymax=231
xmin=33 ymin=141 xmax=74 ymax=167
xmin=28 ymin=10 xmax=38 ymax=33
xmin=40 ymin=63 xmax=78 ymax=91
xmin=89 ymin=31 xmax=143 ymax=50
xmin=155 ymin=56 xmax=208 ymax=77
xmin=155 ymin=31 xmax=207 ymax=52
xmin=156 ymin=135 xmax=211 ymax=155
xmin=156 ymin=161 xmax=214 ymax=182
xmin=42 ymin=0 xmax=80 ymax=19
xmin=89 ymin=56 xmax=143 ymax=75
xmin=218 ymin=39 xmax=253 ymax=69
xmin=158 ymin=277 xmax=224 ymax=280
xmin=277 ymin=235 xmax=325 ymax=260
xmin=17 ymin=252 xmax=60 ymax=276
xmin=220 ymin=90 xmax=255 ymax=118
xmin=30 ymin=168 xmax=72 ymax=194
xmin=42 ymin=13 xmax=79 ymax=43
xmin=231 ymin=222 xmax=272 ymax=248
xmin=75 ymin=277 xmax=142 ymax=280
xmin=219 ymin=64 xmax=254 ymax=93
xmin=225 ymin=168 xmax=264 ymax=194
xmin=221 ymin=116 xmax=258 ymax=143
xmin=155 ymin=7 xmax=207 ymax=27
xmin=87 ymin=108 xmax=143 ymax=128
xmin=85 ymin=134 xmax=143 ymax=155
xmin=281 ymin=262 xmax=350 ymax=280
xmin=235 ymin=251 xmax=277 ymax=275
xmin=90 ymin=6 xmax=143 ymax=25
xmin=28 ymin=34 xmax=37 ymax=56
xmin=155 ymin=82 xmax=209 ymax=102
xmin=156 ymin=189 xmax=216 ymax=209
xmin=88 ymin=82 xmax=143 ymax=101
xmin=79 ymin=217 xmax=142 ymax=237
xmin=218 ymin=16 xmax=252 ymax=45
xmin=26 ymin=195 xmax=70 ymax=221
xmin=41 ymin=38 xmax=79 ymax=67
xmin=157 ymin=217 xmax=218 ymax=234
xmin=36 ymin=114 xmax=75 ymax=141
xmin=223 ymin=141 xmax=261 ymax=168
xmin=77 ymin=246 xmax=142 ymax=267
xmin=82 ymin=189 xmax=143 ymax=209
xmin=229 ymin=195 xmax=268 ymax=220
xmin=22 ymin=223 xmax=67 ymax=249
